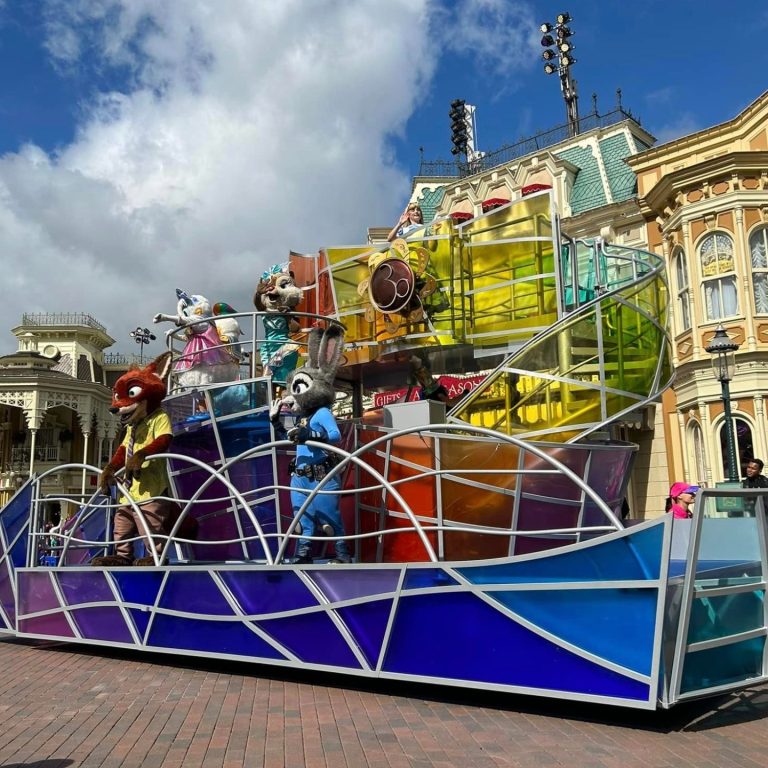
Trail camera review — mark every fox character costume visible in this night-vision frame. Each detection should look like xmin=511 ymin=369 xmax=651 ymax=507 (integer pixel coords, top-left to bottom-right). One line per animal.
xmin=92 ymin=352 xmax=194 ymax=567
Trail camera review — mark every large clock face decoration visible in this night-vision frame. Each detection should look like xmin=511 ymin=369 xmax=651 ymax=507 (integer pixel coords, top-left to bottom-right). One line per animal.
xmin=368 ymin=257 xmax=416 ymax=314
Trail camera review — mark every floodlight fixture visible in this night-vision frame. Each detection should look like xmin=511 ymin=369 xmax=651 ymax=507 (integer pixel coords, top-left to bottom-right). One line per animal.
xmin=542 ymin=49 xmax=556 ymax=61
xmin=541 ymin=34 xmax=555 ymax=47
xmin=540 ymin=22 xmax=553 ymax=33
xmin=544 ymin=63 xmax=557 ymax=75
xmin=561 ymin=55 xmax=575 ymax=67
xmin=556 ymin=12 xmax=572 ymax=24
xmin=558 ymin=41 xmax=572 ymax=53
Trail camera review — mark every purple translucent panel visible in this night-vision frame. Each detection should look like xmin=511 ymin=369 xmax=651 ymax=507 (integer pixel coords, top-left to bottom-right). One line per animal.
xmin=19 ymin=612 xmax=75 ymax=638
xmin=158 ymin=571 xmax=234 ymax=615
xmin=515 ymin=499 xmax=581 ymax=536
xmin=337 ymin=600 xmax=393 ymax=667
xmin=71 ymin=606 xmax=134 ymax=643
xmin=9 ymin=534 xmax=28 ymax=568
xmin=383 ymin=592 xmax=649 ymax=701
xmin=18 ymin=571 xmax=62 ymax=614
xmin=521 ymin=445 xmax=589 ymax=502
xmin=0 ymin=484 xmax=33 ymax=544
xmin=111 ymin=571 xmax=164 ymax=606
xmin=128 ymin=608 xmax=151 ymax=640
xmin=459 ymin=522 xmax=664 ymax=584
xmin=403 ymin=568 xmax=459 ymax=590
xmin=237 ymin=500 xmax=277 ymax=560
xmin=219 ymin=570 xmax=317 ymax=615
xmin=191 ymin=508 xmax=249 ymax=562
xmin=586 ymin=447 xmax=635 ymax=512
xmin=148 ymin=614 xmax=285 ymax=660
xmin=257 ymin=610 xmax=361 ymax=669
xmin=58 ymin=571 xmax=114 ymax=606
xmin=489 ymin=588 xmax=658 ymax=675
xmin=311 ymin=569 xmax=402 ymax=603
xmin=0 ymin=559 xmax=15 ymax=625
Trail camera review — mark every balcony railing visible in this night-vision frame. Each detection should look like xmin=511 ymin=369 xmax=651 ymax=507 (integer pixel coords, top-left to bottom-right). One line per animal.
xmin=20 ymin=313 xmax=108 ymax=333
xmin=418 ymin=107 xmax=641 ymax=179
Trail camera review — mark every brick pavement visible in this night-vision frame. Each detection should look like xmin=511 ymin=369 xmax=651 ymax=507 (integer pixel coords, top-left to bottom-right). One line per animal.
xmin=0 ymin=637 xmax=766 ymax=768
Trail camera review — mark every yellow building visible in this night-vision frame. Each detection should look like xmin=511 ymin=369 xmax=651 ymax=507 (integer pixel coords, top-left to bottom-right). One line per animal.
xmin=627 ymin=90 xmax=768 ymax=491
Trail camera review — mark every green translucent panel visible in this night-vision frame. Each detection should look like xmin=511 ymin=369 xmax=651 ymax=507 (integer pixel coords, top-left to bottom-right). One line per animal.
xmin=680 ymin=636 xmax=765 ymax=694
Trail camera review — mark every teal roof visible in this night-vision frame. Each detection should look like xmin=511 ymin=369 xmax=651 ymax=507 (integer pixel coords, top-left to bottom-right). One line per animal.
xmin=417 ymin=186 xmax=446 ymax=223
xmin=599 ymin=133 xmax=637 ymax=203
xmin=555 ymin=145 xmax=607 ymax=214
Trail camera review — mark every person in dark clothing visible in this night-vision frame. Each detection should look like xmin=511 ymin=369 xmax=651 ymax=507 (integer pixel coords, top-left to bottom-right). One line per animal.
xmin=742 ymin=459 xmax=768 ymax=489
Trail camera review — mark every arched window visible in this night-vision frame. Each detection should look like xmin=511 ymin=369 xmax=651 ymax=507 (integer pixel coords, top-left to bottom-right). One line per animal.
xmin=672 ymin=247 xmax=691 ymax=332
xmin=718 ymin=416 xmax=753 ymax=480
xmin=687 ymin=420 xmax=706 ymax=486
xmin=699 ymin=232 xmax=738 ymax=320
xmin=749 ymin=225 xmax=768 ymax=314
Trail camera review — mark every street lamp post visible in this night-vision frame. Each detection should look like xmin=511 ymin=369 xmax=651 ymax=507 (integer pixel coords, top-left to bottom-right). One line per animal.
xmin=129 ymin=326 xmax=156 ymax=364
xmin=705 ymin=325 xmax=741 ymax=483
xmin=540 ymin=11 xmax=580 ymax=137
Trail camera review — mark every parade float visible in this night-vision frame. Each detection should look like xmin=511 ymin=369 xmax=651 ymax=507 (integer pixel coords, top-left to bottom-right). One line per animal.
xmin=1 ymin=190 xmax=766 ymax=710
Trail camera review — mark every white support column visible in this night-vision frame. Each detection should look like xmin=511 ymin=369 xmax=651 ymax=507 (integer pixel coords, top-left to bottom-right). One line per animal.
xmin=28 ymin=429 xmax=38 ymax=476
xmin=755 ymin=395 xmax=768 ymax=465
xmin=734 ymin=207 xmax=757 ymax=351
xmin=81 ymin=432 xmax=90 ymax=496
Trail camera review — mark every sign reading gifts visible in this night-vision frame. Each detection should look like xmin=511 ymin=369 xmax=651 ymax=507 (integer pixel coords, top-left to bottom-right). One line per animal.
xmin=372 ymin=374 xmax=488 ymax=409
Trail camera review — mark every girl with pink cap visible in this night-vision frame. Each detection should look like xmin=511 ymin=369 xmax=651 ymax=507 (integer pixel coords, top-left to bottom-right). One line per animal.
xmin=667 ymin=482 xmax=700 ymax=518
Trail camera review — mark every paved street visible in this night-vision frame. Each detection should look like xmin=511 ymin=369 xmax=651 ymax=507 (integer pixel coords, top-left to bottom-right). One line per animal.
xmin=0 ymin=638 xmax=766 ymax=768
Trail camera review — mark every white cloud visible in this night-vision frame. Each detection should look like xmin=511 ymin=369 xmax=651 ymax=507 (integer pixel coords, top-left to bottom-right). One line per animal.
xmin=0 ymin=0 xmax=535 ymax=354
xmin=651 ymin=112 xmax=704 ymax=145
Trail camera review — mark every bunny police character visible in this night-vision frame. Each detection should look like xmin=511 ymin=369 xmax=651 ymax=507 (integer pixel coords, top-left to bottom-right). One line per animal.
xmin=271 ymin=325 xmax=349 ymax=564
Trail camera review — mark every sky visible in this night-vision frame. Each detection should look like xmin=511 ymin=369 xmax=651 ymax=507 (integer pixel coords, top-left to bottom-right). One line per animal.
xmin=0 ymin=0 xmax=766 ymax=356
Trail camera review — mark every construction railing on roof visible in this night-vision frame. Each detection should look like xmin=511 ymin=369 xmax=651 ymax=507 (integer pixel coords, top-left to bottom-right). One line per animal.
xmin=418 ymin=107 xmax=641 ymax=179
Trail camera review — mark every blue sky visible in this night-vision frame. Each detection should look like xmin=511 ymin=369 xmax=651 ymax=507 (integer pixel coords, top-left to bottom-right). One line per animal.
xmin=0 ymin=1 xmax=765 ymax=353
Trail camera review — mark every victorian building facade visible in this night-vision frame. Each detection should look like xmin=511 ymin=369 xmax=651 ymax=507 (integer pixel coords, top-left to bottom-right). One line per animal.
xmin=0 ymin=314 xmax=124 ymax=516
xmin=627 ymin=90 xmax=768 ymax=491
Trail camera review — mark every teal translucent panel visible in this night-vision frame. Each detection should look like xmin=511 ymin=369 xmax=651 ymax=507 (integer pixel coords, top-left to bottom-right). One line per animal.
xmin=690 ymin=589 xmax=766 ymax=643
xmin=694 ymin=518 xmax=763 ymax=582
xmin=680 ymin=636 xmax=765 ymax=694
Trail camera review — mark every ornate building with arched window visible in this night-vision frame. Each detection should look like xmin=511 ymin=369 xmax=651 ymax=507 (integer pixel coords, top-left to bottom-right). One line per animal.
xmin=627 ymin=89 xmax=768 ymax=491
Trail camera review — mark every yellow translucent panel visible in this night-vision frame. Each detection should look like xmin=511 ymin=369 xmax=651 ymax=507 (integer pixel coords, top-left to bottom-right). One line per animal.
xmin=324 ymin=244 xmax=375 ymax=266
xmin=461 ymin=192 xmax=553 ymax=242
xmin=466 ymin=240 xmax=557 ymax=344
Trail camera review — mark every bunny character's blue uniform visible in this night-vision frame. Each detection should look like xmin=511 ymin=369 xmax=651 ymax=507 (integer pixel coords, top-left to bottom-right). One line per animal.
xmin=290 ymin=407 xmax=349 ymax=562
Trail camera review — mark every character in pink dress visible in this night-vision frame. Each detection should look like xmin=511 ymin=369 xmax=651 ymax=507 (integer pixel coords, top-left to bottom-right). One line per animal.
xmin=153 ymin=289 xmax=240 ymax=388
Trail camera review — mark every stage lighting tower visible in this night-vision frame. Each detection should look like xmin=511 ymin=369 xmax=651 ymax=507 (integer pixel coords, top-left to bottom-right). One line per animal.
xmin=540 ymin=11 xmax=580 ymax=136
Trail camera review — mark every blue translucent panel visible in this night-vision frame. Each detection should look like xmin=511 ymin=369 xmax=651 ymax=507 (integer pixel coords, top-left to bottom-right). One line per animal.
xmin=159 ymin=571 xmax=234 ymax=616
xmin=128 ymin=608 xmax=151 ymax=640
xmin=9 ymin=534 xmax=27 ymax=568
xmin=312 ymin=569 xmax=402 ymax=603
xmin=458 ymin=521 xmax=664 ymax=585
xmin=58 ymin=571 xmax=114 ymax=606
xmin=403 ymin=568 xmax=459 ymax=590
xmin=698 ymin=518 xmax=761 ymax=570
xmin=111 ymin=571 xmax=164 ymax=607
xmin=680 ymin=636 xmax=765 ymax=694
xmin=488 ymin=588 xmax=658 ymax=675
xmin=337 ymin=599 xmax=393 ymax=667
xmin=257 ymin=611 xmax=362 ymax=669
xmin=72 ymin=606 xmax=133 ymax=643
xmin=220 ymin=570 xmax=318 ymax=615
xmin=148 ymin=614 xmax=285 ymax=659
xmin=0 ymin=485 xmax=32 ymax=545
xmin=383 ymin=592 xmax=650 ymax=701
xmin=217 ymin=412 xmax=272 ymax=460
xmin=687 ymin=591 xmax=765 ymax=644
